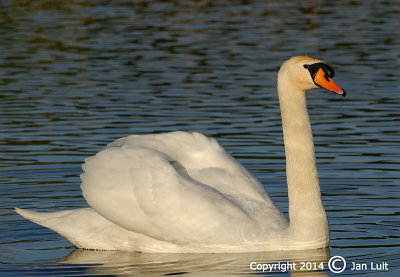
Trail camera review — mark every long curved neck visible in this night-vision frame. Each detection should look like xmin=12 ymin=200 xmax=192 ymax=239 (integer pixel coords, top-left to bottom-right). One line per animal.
xmin=278 ymin=74 xmax=329 ymax=247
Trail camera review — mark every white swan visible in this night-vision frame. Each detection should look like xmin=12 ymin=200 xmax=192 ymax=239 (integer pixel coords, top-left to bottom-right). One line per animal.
xmin=16 ymin=56 xmax=346 ymax=253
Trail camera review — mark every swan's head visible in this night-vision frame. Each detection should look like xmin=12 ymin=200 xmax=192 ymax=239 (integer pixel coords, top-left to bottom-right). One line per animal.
xmin=279 ymin=56 xmax=346 ymax=96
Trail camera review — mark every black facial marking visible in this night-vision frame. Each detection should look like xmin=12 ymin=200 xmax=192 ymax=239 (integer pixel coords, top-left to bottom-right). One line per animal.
xmin=304 ymin=62 xmax=335 ymax=81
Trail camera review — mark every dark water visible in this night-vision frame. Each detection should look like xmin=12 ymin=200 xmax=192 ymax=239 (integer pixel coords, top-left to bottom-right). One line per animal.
xmin=1 ymin=0 xmax=399 ymax=276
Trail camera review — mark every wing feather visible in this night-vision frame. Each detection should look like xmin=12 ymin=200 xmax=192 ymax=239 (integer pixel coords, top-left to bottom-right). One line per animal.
xmin=108 ymin=131 xmax=268 ymax=200
xmin=81 ymin=145 xmax=260 ymax=245
xmin=81 ymin=132 xmax=287 ymax=246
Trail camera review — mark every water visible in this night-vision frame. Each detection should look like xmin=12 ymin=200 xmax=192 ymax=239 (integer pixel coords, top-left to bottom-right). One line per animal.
xmin=1 ymin=0 xmax=399 ymax=276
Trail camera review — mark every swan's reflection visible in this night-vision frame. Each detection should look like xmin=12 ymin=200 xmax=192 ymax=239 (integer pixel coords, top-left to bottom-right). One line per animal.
xmin=60 ymin=248 xmax=330 ymax=276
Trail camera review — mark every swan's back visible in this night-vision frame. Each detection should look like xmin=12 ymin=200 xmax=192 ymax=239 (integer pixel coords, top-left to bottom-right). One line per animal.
xmin=108 ymin=131 xmax=267 ymax=200
xmin=81 ymin=131 xmax=287 ymax=248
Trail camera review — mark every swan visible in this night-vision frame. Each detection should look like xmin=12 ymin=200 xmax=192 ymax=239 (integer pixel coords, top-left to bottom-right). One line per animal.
xmin=16 ymin=56 xmax=346 ymax=253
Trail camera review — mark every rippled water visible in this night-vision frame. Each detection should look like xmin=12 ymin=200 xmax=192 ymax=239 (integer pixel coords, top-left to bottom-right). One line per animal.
xmin=1 ymin=0 xmax=399 ymax=276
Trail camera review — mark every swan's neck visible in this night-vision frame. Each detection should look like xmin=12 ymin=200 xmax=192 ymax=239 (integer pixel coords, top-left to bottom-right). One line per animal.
xmin=278 ymin=75 xmax=329 ymax=246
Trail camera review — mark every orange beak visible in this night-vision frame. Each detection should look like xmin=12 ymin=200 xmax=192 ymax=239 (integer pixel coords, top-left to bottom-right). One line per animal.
xmin=313 ymin=68 xmax=346 ymax=96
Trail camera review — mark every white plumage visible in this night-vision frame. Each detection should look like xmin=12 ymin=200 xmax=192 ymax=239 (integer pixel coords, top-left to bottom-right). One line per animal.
xmin=16 ymin=56 xmax=346 ymax=252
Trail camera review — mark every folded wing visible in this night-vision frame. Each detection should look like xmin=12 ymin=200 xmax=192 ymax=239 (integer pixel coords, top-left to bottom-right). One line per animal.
xmin=81 ymin=132 xmax=285 ymax=246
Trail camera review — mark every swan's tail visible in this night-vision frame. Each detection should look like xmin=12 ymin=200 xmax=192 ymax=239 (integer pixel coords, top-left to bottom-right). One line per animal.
xmin=15 ymin=208 xmax=58 ymax=228
xmin=15 ymin=207 xmax=99 ymax=249
xmin=15 ymin=208 xmax=89 ymax=232
xmin=15 ymin=207 xmax=139 ymax=250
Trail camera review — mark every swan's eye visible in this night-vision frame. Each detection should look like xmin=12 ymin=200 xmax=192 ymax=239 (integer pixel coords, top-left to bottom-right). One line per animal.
xmin=303 ymin=64 xmax=309 ymax=69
